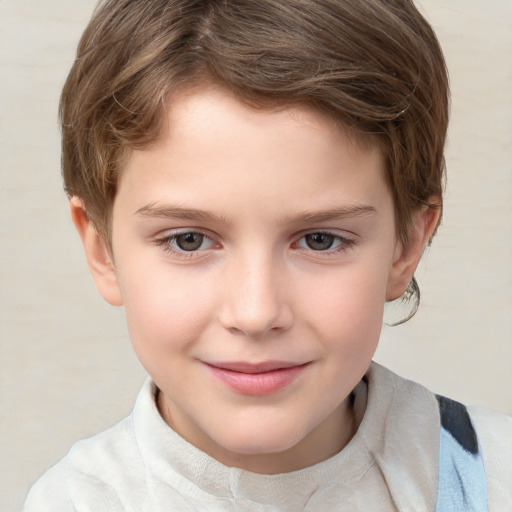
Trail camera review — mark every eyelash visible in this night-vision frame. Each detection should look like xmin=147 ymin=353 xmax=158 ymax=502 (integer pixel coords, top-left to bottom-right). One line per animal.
xmin=154 ymin=230 xmax=356 ymax=260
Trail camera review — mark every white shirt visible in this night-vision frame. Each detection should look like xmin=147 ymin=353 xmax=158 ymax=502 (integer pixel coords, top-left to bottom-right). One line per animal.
xmin=23 ymin=363 xmax=512 ymax=511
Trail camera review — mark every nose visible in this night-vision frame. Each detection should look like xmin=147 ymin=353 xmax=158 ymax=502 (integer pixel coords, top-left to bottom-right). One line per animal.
xmin=218 ymin=252 xmax=294 ymax=338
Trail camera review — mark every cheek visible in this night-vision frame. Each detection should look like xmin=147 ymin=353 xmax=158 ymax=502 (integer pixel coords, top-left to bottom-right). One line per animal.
xmin=299 ymin=264 xmax=389 ymax=347
xmin=117 ymin=258 xmax=217 ymax=356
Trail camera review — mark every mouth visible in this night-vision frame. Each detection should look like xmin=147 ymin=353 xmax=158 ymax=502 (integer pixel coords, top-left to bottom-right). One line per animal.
xmin=204 ymin=361 xmax=310 ymax=396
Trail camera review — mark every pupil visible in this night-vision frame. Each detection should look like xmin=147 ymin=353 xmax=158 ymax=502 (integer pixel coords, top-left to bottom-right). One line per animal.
xmin=306 ymin=233 xmax=334 ymax=251
xmin=176 ymin=233 xmax=203 ymax=251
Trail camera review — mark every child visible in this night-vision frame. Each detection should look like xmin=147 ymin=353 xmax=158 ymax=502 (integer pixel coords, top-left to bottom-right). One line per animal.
xmin=23 ymin=0 xmax=511 ymax=510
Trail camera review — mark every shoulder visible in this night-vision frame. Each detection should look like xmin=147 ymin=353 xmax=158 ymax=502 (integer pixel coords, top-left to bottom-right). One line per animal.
xmin=366 ymin=363 xmax=512 ymax=510
xmin=467 ymin=405 xmax=512 ymax=510
xmin=468 ymin=403 xmax=512 ymax=446
xmin=22 ymin=415 xmax=144 ymax=511
xmin=22 ymin=460 xmax=75 ymax=512
xmin=22 ymin=379 xmax=163 ymax=512
xmin=468 ymin=403 xmax=512 ymax=439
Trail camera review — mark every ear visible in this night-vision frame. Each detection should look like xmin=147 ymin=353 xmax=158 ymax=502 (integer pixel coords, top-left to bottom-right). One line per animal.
xmin=70 ymin=197 xmax=123 ymax=306
xmin=386 ymin=202 xmax=441 ymax=301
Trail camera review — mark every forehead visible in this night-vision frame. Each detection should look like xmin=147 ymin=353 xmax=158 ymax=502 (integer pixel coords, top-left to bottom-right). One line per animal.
xmin=116 ymin=86 xmax=390 ymax=221
xmin=159 ymin=85 xmax=378 ymax=152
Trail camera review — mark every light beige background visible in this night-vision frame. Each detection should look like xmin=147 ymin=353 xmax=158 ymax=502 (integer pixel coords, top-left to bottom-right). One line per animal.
xmin=1 ymin=1 xmax=511 ymax=510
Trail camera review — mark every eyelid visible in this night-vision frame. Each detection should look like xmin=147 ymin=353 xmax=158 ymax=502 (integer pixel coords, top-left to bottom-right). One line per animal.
xmin=154 ymin=226 xmax=216 ymax=240
xmin=294 ymin=227 xmax=357 ymax=241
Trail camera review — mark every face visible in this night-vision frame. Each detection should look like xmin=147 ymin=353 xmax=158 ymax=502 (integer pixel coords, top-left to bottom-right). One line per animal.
xmin=77 ymin=86 xmax=431 ymax=474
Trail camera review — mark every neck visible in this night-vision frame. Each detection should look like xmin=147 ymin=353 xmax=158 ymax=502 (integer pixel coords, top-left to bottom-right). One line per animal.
xmin=157 ymin=388 xmax=362 ymax=474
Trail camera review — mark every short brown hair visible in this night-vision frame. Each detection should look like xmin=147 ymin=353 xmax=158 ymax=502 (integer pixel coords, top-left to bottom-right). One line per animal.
xmin=61 ymin=0 xmax=449 ymax=245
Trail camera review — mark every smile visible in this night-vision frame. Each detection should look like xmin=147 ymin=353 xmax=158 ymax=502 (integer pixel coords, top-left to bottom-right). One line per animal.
xmin=204 ymin=361 xmax=310 ymax=396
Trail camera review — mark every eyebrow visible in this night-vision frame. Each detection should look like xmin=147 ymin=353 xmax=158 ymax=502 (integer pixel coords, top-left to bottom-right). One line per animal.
xmin=290 ymin=205 xmax=377 ymax=224
xmin=134 ymin=202 xmax=376 ymax=224
xmin=135 ymin=203 xmax=225 ymax=222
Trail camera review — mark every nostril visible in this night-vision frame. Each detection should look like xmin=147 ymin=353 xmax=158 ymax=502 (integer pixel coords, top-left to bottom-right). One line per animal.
xmin=219 ymin=303 xmax=294 ymax=338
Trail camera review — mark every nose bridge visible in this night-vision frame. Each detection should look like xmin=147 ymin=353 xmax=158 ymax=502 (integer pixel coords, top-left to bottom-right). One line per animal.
xmin=219 ymin=247 xmax=293 ymax=337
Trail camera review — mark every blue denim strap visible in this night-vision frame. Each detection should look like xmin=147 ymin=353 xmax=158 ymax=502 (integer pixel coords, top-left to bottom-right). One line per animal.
xmin=435 ymin=395 xmax=488 ymax=512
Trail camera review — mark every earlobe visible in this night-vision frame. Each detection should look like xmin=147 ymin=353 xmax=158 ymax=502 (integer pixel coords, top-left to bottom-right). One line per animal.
xmin=70 ymin=197 xmax=123 ymax=306
xmin=386 ymin=202 xmax=441 ymax=301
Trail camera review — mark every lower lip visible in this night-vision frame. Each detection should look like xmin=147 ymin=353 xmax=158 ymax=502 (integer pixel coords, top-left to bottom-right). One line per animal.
xmin=206 ymin=364 xmax=308 ymax=396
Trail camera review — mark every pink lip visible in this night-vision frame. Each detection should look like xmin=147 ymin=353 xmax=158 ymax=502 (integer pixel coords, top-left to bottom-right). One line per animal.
xmin=204 ymin=361 xmax=310 ymax=396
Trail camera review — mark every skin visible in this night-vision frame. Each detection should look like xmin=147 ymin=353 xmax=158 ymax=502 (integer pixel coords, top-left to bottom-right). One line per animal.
xmin=72 ymin=86 xmax=439 ymax=475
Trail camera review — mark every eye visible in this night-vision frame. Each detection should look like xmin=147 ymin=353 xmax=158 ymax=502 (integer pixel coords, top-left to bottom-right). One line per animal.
xmin=302 ymin=233 xmax=337 ymax=251
xmin=155 ymin=231 xmax=216 ymax=254
xmin=174 ymin=232 xmax=209 ymax=251
xmin=295 ymin=231 xmax=355 ymax=253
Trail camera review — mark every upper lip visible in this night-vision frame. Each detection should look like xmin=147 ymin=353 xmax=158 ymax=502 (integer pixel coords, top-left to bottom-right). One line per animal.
xmin=204 ymin=361 xmax=309 ymax=374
